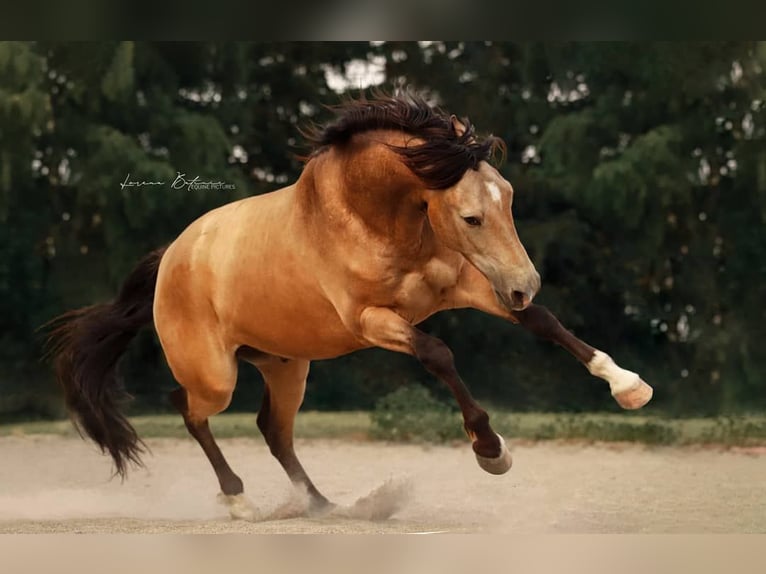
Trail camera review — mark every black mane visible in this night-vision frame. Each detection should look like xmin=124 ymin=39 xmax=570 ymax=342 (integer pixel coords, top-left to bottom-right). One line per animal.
xmin=304 ymin=91 xmax=505 ymax=190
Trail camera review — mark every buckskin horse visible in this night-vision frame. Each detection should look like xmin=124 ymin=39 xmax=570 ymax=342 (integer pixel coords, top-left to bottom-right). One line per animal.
xmin=46 ymin=92 xmax=653 ymax=519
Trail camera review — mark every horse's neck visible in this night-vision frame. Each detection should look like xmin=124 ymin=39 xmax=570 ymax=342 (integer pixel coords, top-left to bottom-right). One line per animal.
xmin=297 ymin=151 xmax=431 ymax=256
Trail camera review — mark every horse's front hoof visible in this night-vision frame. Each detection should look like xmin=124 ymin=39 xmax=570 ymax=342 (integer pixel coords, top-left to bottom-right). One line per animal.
xmin=474 ymin=433 xmax=513 ymax=475
xmin=613 ymin=379 xmax=654 ymax=410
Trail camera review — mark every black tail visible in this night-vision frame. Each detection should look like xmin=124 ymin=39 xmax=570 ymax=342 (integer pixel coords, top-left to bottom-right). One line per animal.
xmin=43 ymin=247 xmax=167 ymax=478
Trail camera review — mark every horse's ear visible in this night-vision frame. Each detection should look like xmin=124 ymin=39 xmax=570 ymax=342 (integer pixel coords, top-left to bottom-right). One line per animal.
xmin=450 ymin=114 xmax=468 ymax=137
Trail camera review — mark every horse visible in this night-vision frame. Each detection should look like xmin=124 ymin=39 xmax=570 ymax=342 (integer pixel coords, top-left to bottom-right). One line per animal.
xmin=46 ymin=92 xmax=653 ymax=519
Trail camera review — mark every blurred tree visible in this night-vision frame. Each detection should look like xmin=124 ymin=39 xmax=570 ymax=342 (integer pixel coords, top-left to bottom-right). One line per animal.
xmin=0 ymin=42 xmax=52 ymax=391
xmin=1 ymin=41 xmax=764 ymax=417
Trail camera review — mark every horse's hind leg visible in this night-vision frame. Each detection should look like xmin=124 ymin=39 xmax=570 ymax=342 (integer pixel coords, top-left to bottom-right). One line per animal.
xmin=254 ymin=357 xmax=331 ymax=513
xmin=163 ymin=343 xmax=256 ymax=520
xmin=169 ymin=387 xmax=256 ymax=520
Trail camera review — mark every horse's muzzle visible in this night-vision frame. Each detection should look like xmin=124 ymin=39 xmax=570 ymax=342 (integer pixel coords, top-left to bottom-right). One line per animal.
xmin=495 ymin=289 xmax=532 ymax=311
xmin=495 ymin=271 xmax=541 ymax=311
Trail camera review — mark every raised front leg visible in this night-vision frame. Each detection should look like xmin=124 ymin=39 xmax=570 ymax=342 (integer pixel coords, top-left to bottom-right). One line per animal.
xmin=359 ymin=306 xmax=513 ymax=475
xmin=451 ymin=261 xmax=653 ymax=409
xmin=512 ymin=305 xmax=653 ymax=409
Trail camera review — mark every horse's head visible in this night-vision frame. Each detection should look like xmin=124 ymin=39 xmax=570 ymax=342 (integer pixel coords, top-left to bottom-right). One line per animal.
xmin=305 ymin=94 xmax=541 ymax=310
xmin=424 ymin=119 xmax=540 ymax=311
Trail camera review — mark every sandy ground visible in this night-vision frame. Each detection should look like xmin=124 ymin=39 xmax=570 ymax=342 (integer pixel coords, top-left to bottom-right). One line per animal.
xmin=0 ymin=435 xmax=764 ymax=533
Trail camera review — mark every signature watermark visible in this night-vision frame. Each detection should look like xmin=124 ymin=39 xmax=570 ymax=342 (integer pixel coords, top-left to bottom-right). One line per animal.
xmin=120 ymin=172 xmax=237 ymax=191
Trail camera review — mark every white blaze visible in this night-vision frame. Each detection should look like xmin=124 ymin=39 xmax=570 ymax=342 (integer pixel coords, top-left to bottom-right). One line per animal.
xmin=486 ymin=181 xmax=502 ymax=204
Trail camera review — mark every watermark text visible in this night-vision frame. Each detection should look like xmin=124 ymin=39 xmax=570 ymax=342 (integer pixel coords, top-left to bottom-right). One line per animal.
xmin=120 ymin=172 xmax=236 ymax=191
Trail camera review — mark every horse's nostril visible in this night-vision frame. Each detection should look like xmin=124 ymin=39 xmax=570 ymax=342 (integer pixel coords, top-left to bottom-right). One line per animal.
xmin=511 ymin=290 xmax=530 ymax=310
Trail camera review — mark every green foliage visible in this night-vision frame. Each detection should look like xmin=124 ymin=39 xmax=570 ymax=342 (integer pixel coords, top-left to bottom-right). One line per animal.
xmin=543 ymin=414 xmax=680 ymax=445
xmin=6 ymin=411 xmax=766 ymax=448
xmin=370 ymin=384 xmax=464 ymax=443
xmin=101 ymin=42 xmax=135 ymax=102
xmin=589 ymin=126 xmax=687 ymax=228
xmin=698 ymin=416 xmax=766 ymax=446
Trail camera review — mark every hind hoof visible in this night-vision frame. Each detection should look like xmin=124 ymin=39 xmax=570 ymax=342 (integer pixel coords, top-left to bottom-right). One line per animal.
xmin=217 ymin=492 xmax=257 ymax=521
xmin=613 ymin=379 xmax=654 ymax=410
xmin=308 ymin=498 xmax=336 ymax=517
xmin=474 ymin=434 xmax=513 ymax=475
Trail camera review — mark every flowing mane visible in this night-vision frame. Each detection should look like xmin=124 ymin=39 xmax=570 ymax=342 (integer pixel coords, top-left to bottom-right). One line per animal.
xmin=305 ymin=92 xmax=505 ymax=190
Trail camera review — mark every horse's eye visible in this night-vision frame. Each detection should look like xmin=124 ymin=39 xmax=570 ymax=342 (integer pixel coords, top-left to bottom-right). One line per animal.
xmin=462 ymin=216 xmax=482 ymax=227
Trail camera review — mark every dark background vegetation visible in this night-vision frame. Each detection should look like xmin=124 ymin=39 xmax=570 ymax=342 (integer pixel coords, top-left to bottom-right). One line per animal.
xmin=1 ymin=41 xmax=765 ymax=419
